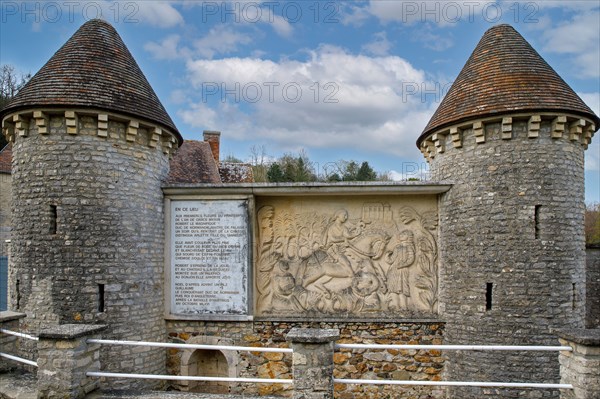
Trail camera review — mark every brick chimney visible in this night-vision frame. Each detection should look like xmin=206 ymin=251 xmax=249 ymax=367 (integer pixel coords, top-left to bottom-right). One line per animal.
xmin=203 ymin=130 xmax=221 ymax=164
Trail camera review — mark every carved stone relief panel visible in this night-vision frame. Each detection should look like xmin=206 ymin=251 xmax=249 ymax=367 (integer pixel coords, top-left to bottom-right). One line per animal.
xmin=255 ymin=196 xmax=438 ymax=318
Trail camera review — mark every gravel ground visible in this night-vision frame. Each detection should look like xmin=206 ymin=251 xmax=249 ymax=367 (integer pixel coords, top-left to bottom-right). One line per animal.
xmin=0 ymin=371 xmax=280 ymax=399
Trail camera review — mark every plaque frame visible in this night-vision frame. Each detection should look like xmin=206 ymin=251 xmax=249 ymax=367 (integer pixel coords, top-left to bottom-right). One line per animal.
xmin=164 ymin=195 xmax=255 ymax=321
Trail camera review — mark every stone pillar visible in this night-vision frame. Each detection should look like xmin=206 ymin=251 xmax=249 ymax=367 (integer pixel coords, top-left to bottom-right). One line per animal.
xmin=286 ymin=328 xmax=339 ymax=399
xmin=558 ymin=329 xmax=600 ymax=399
xmin=0 ymin=310 xmax=27 ymax=372
xmin=37 ymin=324 xmax=107 ymax=398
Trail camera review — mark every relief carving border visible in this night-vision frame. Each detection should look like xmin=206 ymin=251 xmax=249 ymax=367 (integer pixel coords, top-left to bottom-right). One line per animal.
xmin=255 ymin=199 xmax=438 ymax=318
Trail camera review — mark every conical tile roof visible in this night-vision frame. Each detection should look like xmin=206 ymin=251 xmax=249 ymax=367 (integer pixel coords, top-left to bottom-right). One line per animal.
xmin=417 ymin=24 xmax=599 ymax=146
xmin=0 ymin=19 xmax=182 ymax=144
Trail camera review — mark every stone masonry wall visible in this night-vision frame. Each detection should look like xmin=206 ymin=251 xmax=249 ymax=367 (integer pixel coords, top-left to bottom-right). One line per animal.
xmin=586 ymin=247 xmax=600 ymax=328
xmin=166 ymin=319 xmax=445 ymax=399
xmin=8 ymin=112 xmax=172 ymax=389
xmin=428 ymin=117 xmax=587 ymax=399
xmin=0 ymin=172 xmax=11 ymax=254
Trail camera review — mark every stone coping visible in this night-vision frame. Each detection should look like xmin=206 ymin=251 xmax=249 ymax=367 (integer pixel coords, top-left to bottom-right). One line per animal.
xmin=0 ymin=311 xmax=27 ymax=323
xmin=255 ymin=316 xmax=445 ymax=324
xmin=286 ymin=328 xmax=340 ymax=343
xmin=88 ymin=391 xmax=281 ymax=399
xmin=39 ymin=324 xmax=108 ymax=340
xmin=163 ymin=182 xmax=452 ymax=196
xmin=556 ymin=328 xmax=600 ymax=346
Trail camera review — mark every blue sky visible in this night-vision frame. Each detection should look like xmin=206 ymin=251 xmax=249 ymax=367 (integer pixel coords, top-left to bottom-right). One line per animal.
xmin=1 ymin=1 xmax=599 ymax=202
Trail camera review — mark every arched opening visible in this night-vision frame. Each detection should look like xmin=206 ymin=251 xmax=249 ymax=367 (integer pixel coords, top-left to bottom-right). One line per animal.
xmin=178 ymin=336 xmax=238 ymax=394
xmin=187 ymin=349 xmax=229 ymax=393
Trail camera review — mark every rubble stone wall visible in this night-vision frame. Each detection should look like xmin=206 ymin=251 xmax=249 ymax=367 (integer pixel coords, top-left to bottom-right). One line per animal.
xmin=166 ymin=319 xmax=445 ymax=399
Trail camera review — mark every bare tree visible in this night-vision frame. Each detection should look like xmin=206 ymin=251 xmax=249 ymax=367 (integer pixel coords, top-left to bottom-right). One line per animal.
xmin=250 ymin=145 xmax=270 ymax=182
xmin=1 ymin=64 xmax=31 ymax=148
xmin=0 ymin=64 xmax=30 ymax=108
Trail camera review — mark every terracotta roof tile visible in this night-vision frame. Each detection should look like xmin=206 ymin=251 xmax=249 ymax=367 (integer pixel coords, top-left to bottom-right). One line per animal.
xmin=0 ymin=19 xmax=182 ymax=144
xmin=167 ymin=140 xmax=221 ymax=184
xmin=0 ymin=144 xmax=12 ymax=174
xmin=219 ymin=162 xmax=254 ymax=183
xmin=418 ymin=24 xmax=599 ymax=146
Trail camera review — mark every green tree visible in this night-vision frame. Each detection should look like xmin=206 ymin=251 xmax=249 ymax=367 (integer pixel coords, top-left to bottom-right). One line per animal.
xmin=244 ymin=146 xmax=390 ymax=183
xmin=329 ymin=160 xmax=378 ymax=182
xmin=266 ymin=163 xmax=285 ymax=182
xmin=585 ymin=202 xmax=600 ymax=246
xmin=342 ymin=161 xmax=359 ymax=181
xmin=274 ymin=151 xmax=316 ymax=182
xmin=356 ymin=161 xmax=377 ymax=181
xmin=293 ymin=153 xmax=316 ymax=182
xmin=327 ymin=172 xmax=342 ymax=182
xmin=222 ymin=154 xmax=243 ymax=163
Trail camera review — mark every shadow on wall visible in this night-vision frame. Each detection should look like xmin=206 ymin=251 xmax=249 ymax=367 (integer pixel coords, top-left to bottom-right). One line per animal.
xmin=177 ymin=335 xmax=239 ymax=394
xmin=185 ymin=349 xmax=229 ymax=393
xmin=0 ymin=256 xmax=6 ymax=311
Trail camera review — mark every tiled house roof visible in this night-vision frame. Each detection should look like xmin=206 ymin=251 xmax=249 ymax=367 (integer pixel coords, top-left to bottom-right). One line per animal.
xmin=219 ymin=162 xmax=254 ymax=183
xmin=418 ymin=24 xmax=599 ymax=146
xmin=167 ymin=140 xmax=221 ymax=184
xmin=0 ymin=144 xmax=11 ymax=174
xmin=0 ymin=19 xmax=182 ymax=144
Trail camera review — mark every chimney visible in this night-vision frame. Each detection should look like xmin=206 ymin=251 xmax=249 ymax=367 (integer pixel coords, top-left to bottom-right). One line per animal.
xmin=203 ymin=130 xmax=221 ymax=164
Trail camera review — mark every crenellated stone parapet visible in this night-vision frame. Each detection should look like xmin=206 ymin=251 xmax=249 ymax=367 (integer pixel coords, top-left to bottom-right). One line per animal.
xmin=1 ymin=109 xmax=179 ymax=158
xmin=419 ymin=112 xmax=596 ymax=162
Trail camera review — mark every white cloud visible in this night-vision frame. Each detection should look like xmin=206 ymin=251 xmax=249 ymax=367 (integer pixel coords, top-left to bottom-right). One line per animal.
xmin=579 ymin=92 xmax=600 ymax=172
xmin=412 ymin=28 xmax=454 ymax=51
xmin=388 ymin=164 xmax=430 ymax=181
xmin=530 ymin=1 xmax=600 ymax=11
xmin=180 ymin=46 xmax=437 ymax=158
xmin=144 ymin=35 xmax=188 ymax=60
xmin=177 ymin=0 xmax=293 ymax=37
xmin=145 ymin=26 xmax=253 ymax=61
xmin=542 ymin=12 xmax=599 ymax=54
xmin=340 ymin=3 xmax=372 ymax=26
xmin=258 ymin=6 xmax=293 ymax=37
xmin=178 ymin=102 xmax=220 ymax=131
xmin=362 ymin=32 xmax=392 ymax=56
xmin=8 ymin=0 xmax=184 ymax=30
xmin=579 ymin=92 xmax=600 ymax=117
xmin=133 ymin=1 xmax=184 ymax=28
xmin=193 ymin=25 xmax=253 ymax=59
xmin=366 ymin=0 xmax=496 ymax=26
xmin=541 ymin=11 xmax=600 ymax=78
xmin=170 ymin=89 xmax=188 ymax=105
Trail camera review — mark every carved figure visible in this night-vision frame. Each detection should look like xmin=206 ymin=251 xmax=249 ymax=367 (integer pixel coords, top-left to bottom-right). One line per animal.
xmin=384 ymin=230 xmax=416 ymax=310
xmin=256 ymin=206 xmax=276 ymax=313
xmin=352 ymin=271 xmax=382 ymax=311
xmin=302 ymin=210 xmax=364 ymax=293
xmin=271 ymin=272 xmax=302 ymax=311
xmin=255 ymin=203 xmax=439 ymax=316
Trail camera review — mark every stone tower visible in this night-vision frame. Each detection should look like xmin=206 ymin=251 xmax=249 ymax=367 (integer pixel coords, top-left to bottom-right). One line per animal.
xmin=418 ymin=25 xmax=599 ymax=398
xmin=0 ymin=19 xmax=181 ymax=388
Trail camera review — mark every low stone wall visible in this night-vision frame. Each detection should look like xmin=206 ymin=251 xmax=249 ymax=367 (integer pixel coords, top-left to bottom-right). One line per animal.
xmin=166 ymin=319 xmax=445 ymax=399
xmin=37 ymin=324 xmax=106 ymax=398
xmin=558 ymin=329 xmax=600 ymax=399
